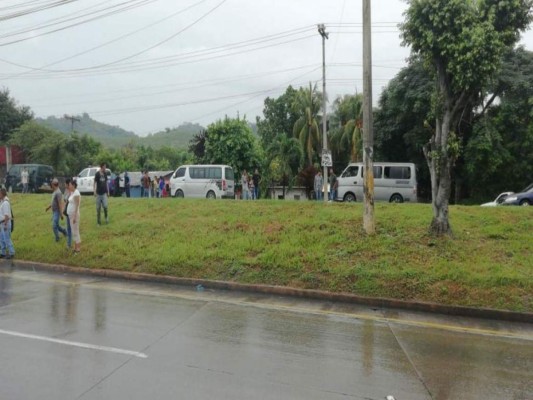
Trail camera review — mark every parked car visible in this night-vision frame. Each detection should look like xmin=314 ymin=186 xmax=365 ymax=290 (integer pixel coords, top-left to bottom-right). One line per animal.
xmin=4 ymin=164 xmax=55 ymax=193
xmin=502 ymin=184 xmax=533 ymax=206
xmin=481 ymin=192 xmax=514 ymax=207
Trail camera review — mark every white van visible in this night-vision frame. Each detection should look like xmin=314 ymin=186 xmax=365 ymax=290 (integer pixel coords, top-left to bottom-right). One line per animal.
xmin=336 ymin=162 xmax=417 ymax=203
xmin=170 ymin=165 xmax=235 ymax=199
xmin=77 ymin=167 xmax=112 ymax=194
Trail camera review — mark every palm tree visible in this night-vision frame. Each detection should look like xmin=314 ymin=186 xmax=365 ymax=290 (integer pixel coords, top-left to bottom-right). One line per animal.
xmin=292 ymin=83 xmax=322 ymax=166
xmin=268 ymin=133 xmax=303 ymax=198
xmin=330 ymin=94 xmax=363 ymax=163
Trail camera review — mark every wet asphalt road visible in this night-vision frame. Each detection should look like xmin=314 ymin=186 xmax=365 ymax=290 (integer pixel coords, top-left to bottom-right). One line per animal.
xmin=0 ymin=264 xmax=532 ymax=400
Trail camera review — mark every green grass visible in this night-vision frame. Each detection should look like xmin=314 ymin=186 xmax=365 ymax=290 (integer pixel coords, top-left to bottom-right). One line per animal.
xmin=11 ymin=194 xmax=533 ymax=312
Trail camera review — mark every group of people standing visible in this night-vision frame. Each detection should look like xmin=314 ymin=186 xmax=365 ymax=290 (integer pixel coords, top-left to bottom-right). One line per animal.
xmin=141 ymin=171 xmax=169 ymax=198
xmin=314 ymin=168 xmax=338 ymax=201
xmin=240 ymin=169 xmax=261 ymax=200
xmin=45 ymin=177 xmax=81 ymax=254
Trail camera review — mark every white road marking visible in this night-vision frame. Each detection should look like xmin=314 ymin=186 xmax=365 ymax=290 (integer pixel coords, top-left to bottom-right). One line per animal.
xmin=0 ymin=328 xmax=148 ymax=359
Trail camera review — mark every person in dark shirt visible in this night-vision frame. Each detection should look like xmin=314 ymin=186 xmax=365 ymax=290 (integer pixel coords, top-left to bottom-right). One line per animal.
xmin=124 ymin=171 xmax=131 ymax=198
xmin=252 ymin=169 xmax=261 ymax=200
xmin=93 ymin=163 xmax=109 ymax=225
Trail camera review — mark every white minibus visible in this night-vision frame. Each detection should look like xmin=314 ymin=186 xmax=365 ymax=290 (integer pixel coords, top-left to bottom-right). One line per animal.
xmin=336 ymin=162 xmax=417 ymax=203
xmin=170 ymin=165 xmax=235 ymax=199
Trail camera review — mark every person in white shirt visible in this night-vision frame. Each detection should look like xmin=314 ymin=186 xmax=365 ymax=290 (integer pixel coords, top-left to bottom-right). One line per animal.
xmin=21 ymin=167 xmax=29 ymax=194
xmin=0 ymin=188 xmax=15 ymax=259
xmin=67 ymin=180 xmax=81 ymax=254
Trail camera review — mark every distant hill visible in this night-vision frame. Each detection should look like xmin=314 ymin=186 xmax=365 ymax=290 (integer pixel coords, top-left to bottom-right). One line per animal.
xmin=35 ymin=114 xmax=204 ymax=150
xmin=36 ymin=113 xmax=138 ymax=148
xmin=139 ymin=122 xmax=204 ymax=149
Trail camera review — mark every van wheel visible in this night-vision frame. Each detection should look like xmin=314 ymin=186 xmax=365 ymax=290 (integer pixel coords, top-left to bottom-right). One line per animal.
xmin=206 ymin=191 xmax=216 ymax=199
xmin=343 ymin=193 xmax=356 ymax=202
xmin=390 ymin=194 xmax=404 ymax=203
xmin=175 ymin=189 xmax=184 ymax=198
xmin=519 ymin=199 xmax=531 ymax=206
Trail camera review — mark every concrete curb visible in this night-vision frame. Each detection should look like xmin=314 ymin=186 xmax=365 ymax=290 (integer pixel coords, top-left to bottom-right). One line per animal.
xmin=13 ymin=260 xmax=533 ymax=324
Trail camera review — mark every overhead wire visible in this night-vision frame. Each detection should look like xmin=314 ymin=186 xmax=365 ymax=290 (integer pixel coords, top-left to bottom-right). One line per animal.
xmin=1 ymin=25 xmax=317 ymax=79
xmin=0 ymin=0 xmax=211 ymax=77
xmin=31 ymin=64 xmax=321 ymax=107
xmin=0 ymin=0 xmax=81 ymax=22
xmin=0 ymin=0 xmax=160 ymax=46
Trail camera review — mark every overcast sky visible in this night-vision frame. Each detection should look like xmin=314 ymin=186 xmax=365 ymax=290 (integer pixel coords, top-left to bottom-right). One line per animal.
xmin=1 ymin=0 xmax=532 ymax=136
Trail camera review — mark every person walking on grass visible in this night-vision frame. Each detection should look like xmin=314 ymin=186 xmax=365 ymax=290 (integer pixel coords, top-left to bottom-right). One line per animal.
xmin=94 ymin=163 xmax=109 ymax=225
xmin=67 ymin=180 xmax=81 ymax=254
xmin=45 ymin=178 xmax=67 ymax=242
xmin=0 ymin=188 xmax=15 ymax=259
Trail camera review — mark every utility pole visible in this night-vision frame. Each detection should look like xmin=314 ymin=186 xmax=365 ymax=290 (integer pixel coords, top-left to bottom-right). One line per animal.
xmin=362 ymin=0 xmax=375 ymax=234
xmin=63 ymin=114 xmax=80 ymax=132
xmin=318 ymin=23 xmax=329 ymax=202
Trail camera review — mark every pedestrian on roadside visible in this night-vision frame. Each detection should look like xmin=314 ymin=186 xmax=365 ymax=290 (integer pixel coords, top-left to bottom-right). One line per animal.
xmin=329 ymin=167 xmax=337 ymax=202
xmin=142 ymin=171 xmax=151 ymax=198
xmin=21 ymin=167 xmax=29 ymax=194
xmin=159 ymin=177 xmax=165 ymax=198
xmin=252 ymin=169 xmax=261 ymax=200
xmin=314 ymin=170 xmax=323 ymax=201
xmin=94 ymin=163 xmax=109 ymax=225
xmin=0 ymin=188 xmax=15 ymax=259
xmin=45 ymin=178 xmax=67 ymax=242
xmin=153 ymin=176 xmax=159 ymax=198
xmin=67 ymin=179 xmax=81 ymax=254
xmin=241 ymin=170 xmax=250 ymax=200
xmin=124 ymin=171 xmax=131 ymax=198
xmin=63 ymin=178 xmax=73 ymax=250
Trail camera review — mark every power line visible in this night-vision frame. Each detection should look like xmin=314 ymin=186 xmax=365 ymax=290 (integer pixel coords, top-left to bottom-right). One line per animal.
xmin=0 ymin=0 xmax=211 ymax=80
xmin=1 ymin=26 xmax=317 ymax=79
xmin=30 ymin=64 xmax=322 ymax=107
xmin=0 ymin=0 xmax=160 ymax=46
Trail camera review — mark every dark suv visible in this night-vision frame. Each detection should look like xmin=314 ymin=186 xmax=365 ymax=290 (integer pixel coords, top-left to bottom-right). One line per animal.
xmin=4 ymin=164 xmax=55 ymax=193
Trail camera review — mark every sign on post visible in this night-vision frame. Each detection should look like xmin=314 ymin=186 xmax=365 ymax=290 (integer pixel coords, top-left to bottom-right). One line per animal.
xmin=321 ymin=150 xmax=332 ymax=167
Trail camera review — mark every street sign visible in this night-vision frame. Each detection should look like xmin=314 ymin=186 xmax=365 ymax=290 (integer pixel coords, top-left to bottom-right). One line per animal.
xmin=321 ymin=150 xmax=332 ymax=167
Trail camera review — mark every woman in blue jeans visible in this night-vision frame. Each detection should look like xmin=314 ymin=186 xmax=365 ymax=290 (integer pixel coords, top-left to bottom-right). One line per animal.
xmin=46 ymin=178 xmax=67 ymax=242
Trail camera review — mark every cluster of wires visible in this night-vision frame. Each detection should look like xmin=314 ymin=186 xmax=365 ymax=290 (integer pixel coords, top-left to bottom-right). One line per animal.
xmin=0 ymin=0 xmax=160 ymax=46
xmin=1 ymin=25 xmax=317 ymax=80
xmin=0 ymin=0 xmax=405 ymax=123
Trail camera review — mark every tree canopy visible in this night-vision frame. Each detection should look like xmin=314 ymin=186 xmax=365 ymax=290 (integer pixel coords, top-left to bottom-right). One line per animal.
xmin=0 ymin=89 xmax=33 ymax=143
xmin=401 ymin=0 xmax=532 ymax=235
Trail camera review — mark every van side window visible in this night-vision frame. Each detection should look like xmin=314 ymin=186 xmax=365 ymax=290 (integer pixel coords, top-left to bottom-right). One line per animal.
xmin=207 ymin=167 xmax=222 ymax=179
xmin=384 ymin=166 xmax=411 ymax=179
xmin=79 ymin=169 xmax=89 ymax=178
xmin=342 ymin=166 xmax=359 ymax=178
xmin=225 ymin=167 xmax=234 ymax=180
xmin=175 ymin=168 xmax=186 ymax=178
xmin=190 ymin=167 xmax=206 ymax=179
xmin=361 ymin=166 xmax=382 ymax=178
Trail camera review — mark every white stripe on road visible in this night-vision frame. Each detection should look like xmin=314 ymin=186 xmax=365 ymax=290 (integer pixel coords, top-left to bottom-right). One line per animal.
xmin=0 ymin=328 xmax=148 ymax=359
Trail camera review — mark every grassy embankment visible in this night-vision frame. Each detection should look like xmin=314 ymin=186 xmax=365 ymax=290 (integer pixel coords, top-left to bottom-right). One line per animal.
xmin=10 ymin=193 xmax=533 ymax=312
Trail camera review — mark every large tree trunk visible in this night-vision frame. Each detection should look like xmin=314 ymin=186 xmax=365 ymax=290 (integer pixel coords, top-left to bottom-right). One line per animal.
xmin=424 ymin=98 xmax=454 ymax=235
xmin=423 ymin=62 xmax=465 ymax=237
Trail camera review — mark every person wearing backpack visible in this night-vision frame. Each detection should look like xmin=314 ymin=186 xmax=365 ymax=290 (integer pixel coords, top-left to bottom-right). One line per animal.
xmin=0 ymin=188 xmax=15 ymax=259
